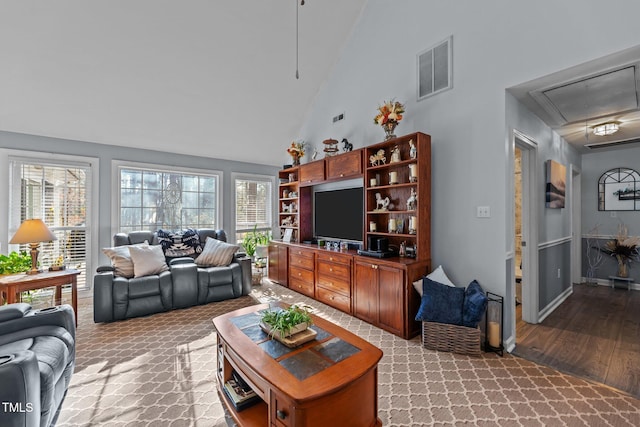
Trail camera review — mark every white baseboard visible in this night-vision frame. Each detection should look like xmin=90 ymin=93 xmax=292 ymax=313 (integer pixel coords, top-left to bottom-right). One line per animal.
xmin=538 ymin=286 xmax=573 ymax=323
xmin=580 ymin=277 xmax=640 ymax=291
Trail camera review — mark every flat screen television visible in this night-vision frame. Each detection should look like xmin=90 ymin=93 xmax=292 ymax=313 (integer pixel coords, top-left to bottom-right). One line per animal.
xmin=314 ymin=187 xmax=363 ymax=242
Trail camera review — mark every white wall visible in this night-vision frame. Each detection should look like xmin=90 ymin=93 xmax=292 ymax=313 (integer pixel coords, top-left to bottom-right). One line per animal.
xmin=299 ymin=0 xmax=640 ymax=310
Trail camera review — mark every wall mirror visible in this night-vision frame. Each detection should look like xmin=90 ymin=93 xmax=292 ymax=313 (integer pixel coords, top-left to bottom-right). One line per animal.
xmin=598 ymin=167 xmax=640 ymax=211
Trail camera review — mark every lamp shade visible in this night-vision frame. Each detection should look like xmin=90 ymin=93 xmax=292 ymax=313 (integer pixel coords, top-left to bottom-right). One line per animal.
xmin=9 ymin=219 xmax=57 ymax=245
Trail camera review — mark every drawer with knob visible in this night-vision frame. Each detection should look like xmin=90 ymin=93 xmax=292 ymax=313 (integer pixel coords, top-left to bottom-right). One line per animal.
xmin=316 ymin=287 xmax=351 ymax=313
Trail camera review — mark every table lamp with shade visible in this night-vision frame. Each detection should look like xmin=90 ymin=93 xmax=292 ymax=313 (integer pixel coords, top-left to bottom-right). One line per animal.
xmin=9 ymin=219 xmax=57 ymax=275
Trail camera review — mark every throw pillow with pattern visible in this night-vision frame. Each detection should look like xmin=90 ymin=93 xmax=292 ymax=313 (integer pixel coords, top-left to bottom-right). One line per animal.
xmin=157 ymin=228 xmax=202 ymax=258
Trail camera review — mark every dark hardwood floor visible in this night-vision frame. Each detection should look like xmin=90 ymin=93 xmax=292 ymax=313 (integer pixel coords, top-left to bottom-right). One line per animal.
xmin=514 ymin=283 xmax=640 ymax=398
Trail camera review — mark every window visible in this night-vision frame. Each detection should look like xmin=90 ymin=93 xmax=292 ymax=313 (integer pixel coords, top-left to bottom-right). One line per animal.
xmin=116 ymin=163 xmax=221 ymax=233
xmin=234 ymin=174 xmax=274 ymax=243
xmin=9 ymin=159 xmax=93 ymax=289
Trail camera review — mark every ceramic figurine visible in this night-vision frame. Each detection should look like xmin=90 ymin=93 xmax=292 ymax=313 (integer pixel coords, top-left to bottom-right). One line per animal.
xmin=407 ymin=188 xmax=418 ymax=210
xmin=375 ymin=193 xmax=391 ymax=211
xmin=409 ymin=139 xmax=417 ymax=159
xmin=369 ymin=149 xmax=386 ymax=166
xmin=390 ymin=146 xmax=401 ymax=163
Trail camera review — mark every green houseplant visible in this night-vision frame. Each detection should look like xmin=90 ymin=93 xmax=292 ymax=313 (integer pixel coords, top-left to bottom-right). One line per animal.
xmin=0 ymin=251 xmax=32 ymax=274
xmin=260 ymin=305 xmax=313 ymax=339
xmin=241 ymin=225 xmax=271 ymax=259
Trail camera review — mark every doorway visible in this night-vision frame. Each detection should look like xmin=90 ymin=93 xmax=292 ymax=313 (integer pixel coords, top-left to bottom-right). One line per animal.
xmin=513 ymin=131 xmax=539 ymax=335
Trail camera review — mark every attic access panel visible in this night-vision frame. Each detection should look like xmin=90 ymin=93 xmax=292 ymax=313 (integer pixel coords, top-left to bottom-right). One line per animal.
xmin=541 ymin=66 xmax=638 ymax=124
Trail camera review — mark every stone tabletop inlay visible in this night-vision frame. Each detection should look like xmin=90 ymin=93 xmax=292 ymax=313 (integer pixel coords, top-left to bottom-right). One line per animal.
xmin=279 ymin=349 xmax=333 ymax=381
xmin=314 ymin=337 xmax=360 ymax=363
xmin=229 ymin=307 xmax=362 ymax=380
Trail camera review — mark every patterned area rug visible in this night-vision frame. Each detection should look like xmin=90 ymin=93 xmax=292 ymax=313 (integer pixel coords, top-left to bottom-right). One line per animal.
xmin=58 ymin=281 xmax=640 ymax=426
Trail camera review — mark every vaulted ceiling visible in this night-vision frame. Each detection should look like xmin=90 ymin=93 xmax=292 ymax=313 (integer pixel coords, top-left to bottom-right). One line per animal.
xmin=0 ymin=1 xmax=367 ymax=166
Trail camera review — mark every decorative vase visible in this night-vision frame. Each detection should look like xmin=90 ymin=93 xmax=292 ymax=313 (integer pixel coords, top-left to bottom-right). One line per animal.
xmin=616 ymin=256 xmax=629 ymax=278
xmin=382 ymin=121 xmax=398 ymax=140
xmin=292 ymin=156 xmax=300 ymax=166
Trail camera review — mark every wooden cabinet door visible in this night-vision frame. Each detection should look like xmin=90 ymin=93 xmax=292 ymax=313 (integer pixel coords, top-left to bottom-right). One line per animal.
xmin=353 ymin=261 xmax=378 ymax=324
xmin=377 ymin=264 xmax=404 ymax=336
xmin=326 ymin=149 xmax=362 ymax=180
xmin=299 ymin=161 xmax=325 ymax=186
xmin=277 ymin=244 xmax=288 ymax=286
xmin=268 ymin=243 xmax=289 ymax=286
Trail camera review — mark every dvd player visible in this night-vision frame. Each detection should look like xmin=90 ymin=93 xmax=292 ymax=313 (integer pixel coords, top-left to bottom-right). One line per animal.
xmin=357 ymin=249 xmax=398 ymax=258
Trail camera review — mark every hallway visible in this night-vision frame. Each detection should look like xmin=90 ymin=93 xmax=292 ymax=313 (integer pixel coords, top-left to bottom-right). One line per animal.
xmin=514 ymin=283 xmax=640 ymax=398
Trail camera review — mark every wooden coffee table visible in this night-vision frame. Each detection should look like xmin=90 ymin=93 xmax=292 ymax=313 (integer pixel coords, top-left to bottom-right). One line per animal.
xmin=213 ymin=302 xmax=383 ymax=427
xmin=0 ymin=269 xmax=80 ymax=325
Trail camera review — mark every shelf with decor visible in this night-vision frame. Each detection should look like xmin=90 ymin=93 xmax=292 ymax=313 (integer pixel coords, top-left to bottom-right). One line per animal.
xmin=364 ymin=132 xmax=430 ymax=261
xmin=277 ymin=166 xmax=312 ymax=243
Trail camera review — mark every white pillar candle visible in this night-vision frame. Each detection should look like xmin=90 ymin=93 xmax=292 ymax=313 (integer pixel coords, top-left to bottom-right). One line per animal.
xmin=388 ymin=218 xmax=397 ymax=233
xmin=409 ymin=164 xmax=417 ymax=178
xmin=370 ymin=221 xmax=377 ymax=232
xmin=389 ymin=171 xmax=398 ymax=184
xmin=370 ymin=177 xmax=377 ymax=187
xmin=409 ymin=216 xmax=417 ymax=230
xmin=488 ymin=321 xmax=500 ymax=348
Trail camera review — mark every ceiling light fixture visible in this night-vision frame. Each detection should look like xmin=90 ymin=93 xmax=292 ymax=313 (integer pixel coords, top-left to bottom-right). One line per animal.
xmin=593 ymin=122 xmax=620 ymax=136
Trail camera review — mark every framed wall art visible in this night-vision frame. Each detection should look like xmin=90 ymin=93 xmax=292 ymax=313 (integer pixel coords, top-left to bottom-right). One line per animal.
xmin=545 ymin=160 xmax=566 ymax=208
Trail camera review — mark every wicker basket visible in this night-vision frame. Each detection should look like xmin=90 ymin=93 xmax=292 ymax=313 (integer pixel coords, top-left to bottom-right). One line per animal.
xmin=421 ymin=321 xmax=481 ymax=356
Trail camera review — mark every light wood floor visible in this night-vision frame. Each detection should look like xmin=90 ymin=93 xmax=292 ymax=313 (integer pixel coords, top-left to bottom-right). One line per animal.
xmin=514 ymin=283 xmax=640 ymax=398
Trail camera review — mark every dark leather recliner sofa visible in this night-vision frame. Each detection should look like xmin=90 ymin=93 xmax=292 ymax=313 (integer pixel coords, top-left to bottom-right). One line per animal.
xmin=0 ymin=303 xmax=75 ymax=427
xmin=93 ymin=229 xmax=251 ymax=323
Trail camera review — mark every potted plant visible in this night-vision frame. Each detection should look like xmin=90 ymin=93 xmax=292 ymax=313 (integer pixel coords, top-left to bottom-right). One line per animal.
xmin=0 ymin=251 xmax=32 ymax=275
xmin=599 ymin=224 xmax=640 ymax=278
xmin=241 ymin=225 xmax=271 ymax=260
xmin=260 ymin=305 xmax=313 ymax=340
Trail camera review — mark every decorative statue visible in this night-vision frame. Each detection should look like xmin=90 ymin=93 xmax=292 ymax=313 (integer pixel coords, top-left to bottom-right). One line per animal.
xmin=407 ymin=188 xmax=418 ymax=210
xmin=409 ymin=139 xmax=417 ymax=159
xmin=390 ymin=146 xmax=401 ymax=163
xmin=375 ymin=193 xmax=391 ymax=211
xmin=369 ymin=149 xmax=386 ymax=166
xmin=342 ymin=138 xmax=353 ymax=152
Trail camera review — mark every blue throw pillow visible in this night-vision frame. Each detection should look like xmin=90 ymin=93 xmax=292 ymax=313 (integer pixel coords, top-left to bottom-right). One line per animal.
xmin=462 ymin=280 xmax=488 ymax=328
xmin=415 ymin=278 xmax=464 ymax=325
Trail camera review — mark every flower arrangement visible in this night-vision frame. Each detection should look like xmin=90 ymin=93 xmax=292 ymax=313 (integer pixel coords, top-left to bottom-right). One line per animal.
xmin=287 ymin=141 xmax=305 ymax=165
xmin=599 ymin=224 xmax=640 ymax=277
xmin=373 ymin=100 xmax=405 ymax=126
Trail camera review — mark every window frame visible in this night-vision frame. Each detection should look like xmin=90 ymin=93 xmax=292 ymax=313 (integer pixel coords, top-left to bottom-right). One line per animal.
xmin=112 ymin=160 xmax=223 ymax=236
xmin=232 ymin=172 xmax=276 ymax=244
xmin=1 ymin=149 xmax=99 ymax=296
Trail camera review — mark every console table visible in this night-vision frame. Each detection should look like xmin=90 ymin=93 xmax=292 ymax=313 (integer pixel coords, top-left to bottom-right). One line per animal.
xmin=213 ymin=302 xmax=383 ymax=427
xmin=0 ymin=269 xmax=80 ymax=325
xmin=609 ymin=275 xmax=633 ymax=291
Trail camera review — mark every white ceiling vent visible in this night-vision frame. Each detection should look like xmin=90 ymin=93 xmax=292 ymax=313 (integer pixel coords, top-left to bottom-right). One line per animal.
xmin=417 ymin=36 xmax=453 ymax=101
xmin=585 ymin=137 xmax=640 ymax=150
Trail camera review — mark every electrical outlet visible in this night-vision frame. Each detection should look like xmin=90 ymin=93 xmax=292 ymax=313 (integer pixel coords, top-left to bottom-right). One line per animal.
xmin=611 ymin=211 xmax=617 ymax=218
xmin=557 ymin=268 xmax=561 ymax=278
xmin=476 ymin=206 xmax=490 ymax=218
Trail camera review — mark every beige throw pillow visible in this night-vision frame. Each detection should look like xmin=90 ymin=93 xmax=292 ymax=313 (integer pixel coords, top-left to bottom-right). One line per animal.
xmin=195 ymin=237 xmax=239 ymax=267
xmin=102 ymin=242 xmax=148 ymax=278
xmin=128 ymin=244 xmax=170 ymax=278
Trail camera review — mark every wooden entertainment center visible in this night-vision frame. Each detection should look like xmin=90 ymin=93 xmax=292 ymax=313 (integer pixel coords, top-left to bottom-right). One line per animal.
xmin=269 ymin=132 xmax=431 ymax=339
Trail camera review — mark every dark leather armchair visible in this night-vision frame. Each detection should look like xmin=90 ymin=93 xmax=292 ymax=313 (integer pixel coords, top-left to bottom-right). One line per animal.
xmin=0 ymin=303 xmax=75 ymax=427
